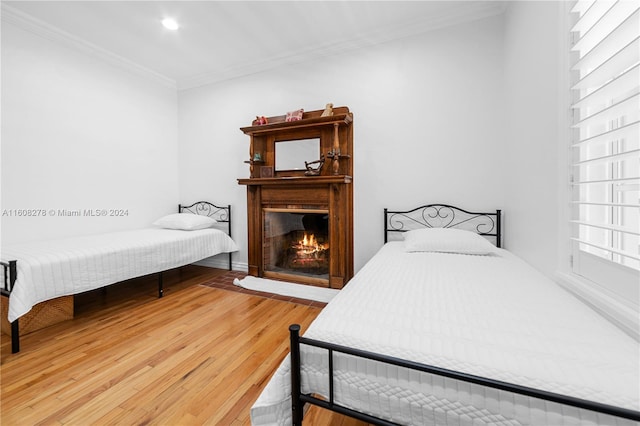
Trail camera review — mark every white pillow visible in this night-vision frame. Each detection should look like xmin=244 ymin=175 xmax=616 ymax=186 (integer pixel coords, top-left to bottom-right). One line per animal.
xmin=153 ymin=213 xmax=217 ymax=231
xmin=403 ymin=227 xmax=497 ymax=255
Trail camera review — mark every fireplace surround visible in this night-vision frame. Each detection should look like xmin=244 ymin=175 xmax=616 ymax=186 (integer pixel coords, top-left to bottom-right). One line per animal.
xmin=238 ymin=106 xmax=353 ymax=288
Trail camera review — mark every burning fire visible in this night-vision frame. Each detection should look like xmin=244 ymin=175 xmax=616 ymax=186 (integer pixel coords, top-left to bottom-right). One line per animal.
xmin=295 ymin=233 xmax=328 ymax=258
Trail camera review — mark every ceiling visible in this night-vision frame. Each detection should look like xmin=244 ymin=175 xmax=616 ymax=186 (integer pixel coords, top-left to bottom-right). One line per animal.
xmin=2 ymin=1 xmax=506 ymax=90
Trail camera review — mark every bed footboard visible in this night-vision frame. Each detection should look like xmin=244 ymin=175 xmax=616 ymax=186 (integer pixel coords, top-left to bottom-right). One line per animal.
xmin=289 ymin=324 xmax=640 ymax=425
xmin=289 ymin=325 xmax=397 ymax=426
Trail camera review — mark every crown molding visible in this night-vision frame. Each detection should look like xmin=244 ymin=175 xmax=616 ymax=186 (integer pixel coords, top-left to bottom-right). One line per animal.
xmin=1 ymin=3 xmax=177 ymax=90
xmin=178 ymin=1 xmax=506 ymax=90
xmin=1 ymin=1 xmax=506 ymax=92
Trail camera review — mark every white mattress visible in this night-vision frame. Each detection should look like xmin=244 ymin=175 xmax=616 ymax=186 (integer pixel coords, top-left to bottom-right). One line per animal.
xmin=251 ymin=242 xmax=640 ymax=426
xmin=1 ymin=227 xmax=238 ymax=322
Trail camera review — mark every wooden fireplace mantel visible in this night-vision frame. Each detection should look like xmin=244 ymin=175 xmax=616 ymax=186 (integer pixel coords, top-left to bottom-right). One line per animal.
xmin=239 ymin=112 xmax=352 ymax=135
xmin=237 ymin=175 xmax=352 ymax=186
xmin=238 ymin=106 xmax=354 ymax=289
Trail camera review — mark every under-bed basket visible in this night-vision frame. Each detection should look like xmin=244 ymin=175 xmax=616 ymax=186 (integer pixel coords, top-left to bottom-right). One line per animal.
xmin=1 ymin=295 xmax=73 ymax=337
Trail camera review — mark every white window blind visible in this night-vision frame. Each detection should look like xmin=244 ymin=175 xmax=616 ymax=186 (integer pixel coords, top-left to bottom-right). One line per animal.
xmin=569 ymin=0 xmax=639 ymax=284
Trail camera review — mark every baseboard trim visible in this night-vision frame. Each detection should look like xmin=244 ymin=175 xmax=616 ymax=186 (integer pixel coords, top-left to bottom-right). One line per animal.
xmin=194 ymin=257 xmax=248 ymax=272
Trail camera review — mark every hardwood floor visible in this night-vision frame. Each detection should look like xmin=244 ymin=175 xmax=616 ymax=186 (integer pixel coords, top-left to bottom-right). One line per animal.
xmin=0 ymin=266 xmax=368 ymax=425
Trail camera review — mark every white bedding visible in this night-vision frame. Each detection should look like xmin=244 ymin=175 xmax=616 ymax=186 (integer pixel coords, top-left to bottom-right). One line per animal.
xmin=251 ymin=242 xmax=640 ymax=425
xmin=2 ymin=227 xmax=238 ymax=322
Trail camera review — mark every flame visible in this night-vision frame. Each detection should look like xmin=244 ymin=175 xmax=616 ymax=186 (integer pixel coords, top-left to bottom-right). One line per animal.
xmin=302 ymin=233 xmax=315 ymax=247
xmin=295 ymin=233 xmax=328 ymax=257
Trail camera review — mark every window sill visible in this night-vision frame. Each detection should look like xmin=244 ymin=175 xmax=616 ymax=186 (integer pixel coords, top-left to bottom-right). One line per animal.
xmin=555 ymin=271 xmax=639 ymax=341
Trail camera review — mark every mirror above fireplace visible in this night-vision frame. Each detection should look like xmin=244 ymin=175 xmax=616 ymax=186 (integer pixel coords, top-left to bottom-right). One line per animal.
xmin=275 ymin=138 xmax=320 ymax=171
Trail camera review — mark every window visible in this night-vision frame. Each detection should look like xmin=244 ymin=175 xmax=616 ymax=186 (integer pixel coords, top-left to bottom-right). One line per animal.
xmin=568 ymin=0 xmax=639 ymax=287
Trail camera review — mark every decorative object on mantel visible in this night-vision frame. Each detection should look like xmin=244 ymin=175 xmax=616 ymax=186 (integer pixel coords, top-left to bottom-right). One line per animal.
xmin=304 ymin=155 xmax=325 ymax=176
xmin=260 ymin=166 xmax=274 ymax=178
xmin=252 ymin=152 xmax=262 ymax=162
xmin=320 ymin=103 xmax=334 ymax=117
xmin=253 ymin=116 xmax=268 ymax=125
xmin=285 ymin=108 xmax=304 ymax=122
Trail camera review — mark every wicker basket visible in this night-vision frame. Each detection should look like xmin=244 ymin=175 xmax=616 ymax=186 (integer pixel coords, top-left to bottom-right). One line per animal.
xmin=1 ymin=295 xmax=74 ymax=336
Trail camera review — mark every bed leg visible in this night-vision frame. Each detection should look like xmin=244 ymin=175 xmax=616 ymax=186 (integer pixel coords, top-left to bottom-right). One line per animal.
xmin=158 ymin=272 xmax=164 ymax=298
xmin=290 ymin=324 xmax=304 ymax=426
xmin=228 ymin=204 xmax=233 ymax=271
xmin=11 ymin=320 xmax=19 ymax=353
xmin=6 ymin=261 xmax=20 ymax=353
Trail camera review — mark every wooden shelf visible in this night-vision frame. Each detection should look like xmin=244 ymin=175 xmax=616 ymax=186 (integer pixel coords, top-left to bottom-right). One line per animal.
xmin=238 ymin=175 xmax=352 ymax=186
xmin=240 ymin=113 xmax=352 ymax=136
xmin=326 ymin=153 xmax=351 ymax=159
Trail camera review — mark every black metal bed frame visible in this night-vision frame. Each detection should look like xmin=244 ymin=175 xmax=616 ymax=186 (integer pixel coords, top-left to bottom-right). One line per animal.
xmin=384 ymin=203 xmax=501 ymax=247
xmin=288 ymin=204 xmax=640 ymax=425
xmin=178 ymin=201 xmax=233 ymax=271
xmin=1 ymin=201 xmax=232 ymax=354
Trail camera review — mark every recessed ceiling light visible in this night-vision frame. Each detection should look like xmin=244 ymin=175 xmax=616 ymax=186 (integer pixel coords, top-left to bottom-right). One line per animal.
xmin=162 ymin=18 xmax=179 ymax=30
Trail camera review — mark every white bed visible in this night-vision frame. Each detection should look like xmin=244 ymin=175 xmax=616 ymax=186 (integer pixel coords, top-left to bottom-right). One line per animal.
xmin=2 ymin=227 xmax=237 ymax=323
xmin=1 ymin=201 xmax=238 ymax=353
xmin=250 ymin=206 xmax=639 ymax=426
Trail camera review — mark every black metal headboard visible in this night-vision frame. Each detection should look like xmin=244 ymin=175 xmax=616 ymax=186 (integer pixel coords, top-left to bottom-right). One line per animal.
xmin=384 ymin=204 xmax=502 ymax=247
xmin=179 ymin=201 xmax=233 ymax=269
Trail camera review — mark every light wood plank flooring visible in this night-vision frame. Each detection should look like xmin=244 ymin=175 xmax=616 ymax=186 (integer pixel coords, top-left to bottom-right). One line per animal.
xmin=1 ymin=266 xmax=368 ymax=425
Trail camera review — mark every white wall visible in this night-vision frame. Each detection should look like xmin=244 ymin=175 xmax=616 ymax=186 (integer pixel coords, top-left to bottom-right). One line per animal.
xmin=178 ymin=15 xmax=506 ymax=272
xmin=1 ymin=22 xmax=179 ymax=244
xmin=2 ymin=6 xmax=565 ymax=280
xmin=502 ymin=1 xmax=561 ymax=278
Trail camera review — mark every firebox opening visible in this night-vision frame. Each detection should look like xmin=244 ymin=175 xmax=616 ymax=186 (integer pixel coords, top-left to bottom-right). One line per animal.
xmin=263 ymin=209 xmax=330 ymax=282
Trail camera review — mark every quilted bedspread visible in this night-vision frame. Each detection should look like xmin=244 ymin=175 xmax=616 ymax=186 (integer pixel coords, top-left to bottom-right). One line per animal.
xmin=2 ymin=227 xmax=238 ymax=322
xmin=251 ymin=242 xmax=639 ymax=426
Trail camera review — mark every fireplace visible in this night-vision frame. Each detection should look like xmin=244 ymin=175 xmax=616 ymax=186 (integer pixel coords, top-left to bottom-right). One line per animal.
xmin=238 ymin=106 xmax=354 ymax=288
xmin=264 ymin=209 xmax=330 ymax=284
